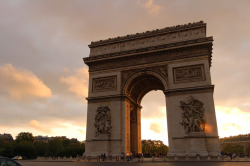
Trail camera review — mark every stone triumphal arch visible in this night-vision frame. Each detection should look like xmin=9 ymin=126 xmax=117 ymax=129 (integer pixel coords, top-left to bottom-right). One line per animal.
xmin=83 ymin=21 xmax=221 ymax=156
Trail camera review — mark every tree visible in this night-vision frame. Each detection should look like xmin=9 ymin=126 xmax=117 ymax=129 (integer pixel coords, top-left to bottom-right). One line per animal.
xmin=15 ymin=141 xmax=36 ymax=159
xmin=48 ymin=138 xmax=63 ymax=157
xmin=34 ymin=142 xmax=49 ymax=157
xmin=245 ymin=143 xmax=250 ymax=154
xmin=142 ymin=140 xmax=169 ymax=156
xmin=15 ymin=132 xmax=34 ymax=143
xmin=156 ymin=144 xmax=169 ymax=155
xmin=222 ymin=143 xmax=244 ymax=154
xmin=0 ymin=140 xmax=15 ymax=158
xmin=62 ymin=139 xmax=71 ymax=148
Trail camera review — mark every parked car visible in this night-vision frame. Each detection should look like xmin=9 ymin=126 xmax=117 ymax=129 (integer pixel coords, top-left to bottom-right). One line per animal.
xmin=0 ymin=156 xmax=22 ymax=166
xmin=12 ymin=156 xmax=22 ymax=160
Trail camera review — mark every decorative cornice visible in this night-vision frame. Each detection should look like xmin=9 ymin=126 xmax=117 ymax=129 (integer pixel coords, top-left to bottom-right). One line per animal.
xmin=84 ymin=41 xmax=212 ymax=72
xmin=88 ymin=21 xmax=207 ymax=57
xmin=86 ymin=94 xmax=125 ymax=101
xmin=164 ymin=85 xmax=214 ymax=96
xmin=89 ymin=21 xmax=205 ymax=47
xmin=84 ymin=37 xmax=212 ymax=63
xmin=86 ymin=94 xmax=141 ymax=108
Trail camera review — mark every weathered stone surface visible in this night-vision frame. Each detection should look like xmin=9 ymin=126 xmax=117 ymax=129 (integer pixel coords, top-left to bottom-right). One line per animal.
xmin=83 ymin=21 xmax=220 ymax=157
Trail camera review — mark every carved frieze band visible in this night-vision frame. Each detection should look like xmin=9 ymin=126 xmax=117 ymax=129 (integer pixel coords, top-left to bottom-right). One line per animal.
xmin=173 ymin=64 xmax=205 ymax=84
xmin=89 ymin=26 xmax=206 ymax=56
xmin=87 ymin=45 xmax=210 ymax=72
xmin=93 ymin=76 xmax=117 ymax=92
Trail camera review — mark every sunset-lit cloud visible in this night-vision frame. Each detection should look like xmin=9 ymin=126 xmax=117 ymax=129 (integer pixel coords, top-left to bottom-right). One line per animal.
xmin=0 ymin=0 xmax=249 ymax=144
xmin=141 ymin=94 xmax=168 ymax=144
xmin=29 ymin=120 xmax=51 ymax=133
xmin=141 ymin=117 xmax=168 ymax=144
xmin=215 ymin=106 xmax=250 ymax=138
xmin=60 ymin=67 xmax=89 ymax=100
xmin=137 ymin=0 xmax=162 ymax=15
xmin=51 ymin=122 xmax=86 ymax=141
xmin=150 ymin=123 xmax=162 ymax=133
xmin=0 ymin=64 xmax=52 ymax=101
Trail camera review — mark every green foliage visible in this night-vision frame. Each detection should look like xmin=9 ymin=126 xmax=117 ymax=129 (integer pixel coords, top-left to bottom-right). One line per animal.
xmin=49 ymin=138 xmax=63 ymax=157
xmin=62 ymin=139 xmax=71 ymax=148
xmin=246 ymin=143 xmax=250 ymax=154
xmin=34 ymin=142 xmax=49 ymax=157
xmin=15 ymin=141 xmax=36 ymax=159
xmin=15 ymin=132 xmax=34 ymax=143
xmin=142 ymin=140 xmax=169 ymax=156
xmin=222 ymin=143 xmax=244 ymax=154
xmin=0 ymin=132 xmax=85 ymax=159
xmin=0 ymin=140 xmax=15 ymax=158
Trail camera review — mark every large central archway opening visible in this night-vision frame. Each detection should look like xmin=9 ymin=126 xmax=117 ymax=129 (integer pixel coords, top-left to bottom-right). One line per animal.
xmin=141 ymin=90 xmax=168 ymax=146
xmin=124 ymin=72 xmax=167 ymax=155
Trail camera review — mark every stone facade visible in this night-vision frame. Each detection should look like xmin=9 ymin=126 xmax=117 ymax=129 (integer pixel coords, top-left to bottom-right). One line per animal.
xmin=83 ymin=21 xmax=221 ymax=157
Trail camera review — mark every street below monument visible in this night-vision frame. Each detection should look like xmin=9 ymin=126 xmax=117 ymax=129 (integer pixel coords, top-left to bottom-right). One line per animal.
xmin=18 ymin=161 xmax=250 ymax=166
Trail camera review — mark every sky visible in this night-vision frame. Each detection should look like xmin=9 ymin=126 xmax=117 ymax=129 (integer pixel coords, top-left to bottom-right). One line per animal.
xmin=0 ymin=0 xmax=250 ymax=145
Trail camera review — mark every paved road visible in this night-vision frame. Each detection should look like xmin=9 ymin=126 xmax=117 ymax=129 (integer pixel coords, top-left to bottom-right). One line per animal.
xmin=18 ymin=161 xmax=250 ymax=166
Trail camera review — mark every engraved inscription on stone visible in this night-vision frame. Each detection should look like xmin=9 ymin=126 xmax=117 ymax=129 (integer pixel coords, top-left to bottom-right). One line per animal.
xmin=94 ymin=106 xmax=112 ymax=137
xmin=180 ymin=96 xmax=206 ymax=133
xmin=93 ymin=76 xmax=117 ymax=92
xmin=173 ymin=65 xmax=205 ymax=83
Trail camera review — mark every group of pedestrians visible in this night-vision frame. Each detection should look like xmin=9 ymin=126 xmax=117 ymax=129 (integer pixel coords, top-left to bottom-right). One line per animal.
xmin=221 ymin=151 xmax=247 ymax=160
xmin=97 ymin=152 xmax=144 ymax=162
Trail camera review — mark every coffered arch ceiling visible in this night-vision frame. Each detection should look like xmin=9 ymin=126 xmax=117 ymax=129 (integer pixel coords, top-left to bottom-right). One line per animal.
xmin=125 ymin=74 xmax=165 ymax=105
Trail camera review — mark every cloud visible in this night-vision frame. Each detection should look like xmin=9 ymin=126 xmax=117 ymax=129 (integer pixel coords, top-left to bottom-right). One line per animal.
xmin=50 ymin=122 xmax=86 ymax=141
xmin=29 ymin=120 xmax=51 ymax=133
xmin=60 ymin=67 xmax=88 ymax=100
xmin=215 ymin=106 xmax=250 ymax=138
xmin=141 ymin=118 xmax=168 ymax=144
xmin=137 ymin=0 xmax=162 ymax=15
xmin=141 ymin=91 xmax=166 ymax=119
xmin=0 ymin=64 xmax=52 ymax=101
xmin=150 ymin=123 xmax=162 ymax=133
xmin=0 ymin=0 xmax=250 ymax=143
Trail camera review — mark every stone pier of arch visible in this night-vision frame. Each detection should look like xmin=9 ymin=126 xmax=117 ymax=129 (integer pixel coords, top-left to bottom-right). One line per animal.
xmin=83 ymin=21 xmax=221 ymax=157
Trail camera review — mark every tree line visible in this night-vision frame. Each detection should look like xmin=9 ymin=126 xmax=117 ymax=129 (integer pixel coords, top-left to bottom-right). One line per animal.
xmin=0 ymin=132 xmax=85 ymax=159
xmin=0 ymin=132 xmax=170 ymax=159
xmin=142 ymin=140 xmax=169 ymax=157
xmin=220 ymin=134 xmax=250 ymax=142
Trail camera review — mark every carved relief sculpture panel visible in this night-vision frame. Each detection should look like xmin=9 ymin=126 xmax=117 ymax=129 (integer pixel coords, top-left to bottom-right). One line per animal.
xmin=93 ymin=76 xmax=117 ymax=92
xmin=180 ymin=96 xmax=206 ymax=133
xmin=173 ymin=64 xmax=205 ymax=84
xmin=94 ymin=106 xmax=112 ymax=137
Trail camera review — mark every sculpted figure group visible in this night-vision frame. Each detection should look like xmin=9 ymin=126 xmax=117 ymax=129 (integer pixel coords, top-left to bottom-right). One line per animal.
xmin=94 ymin=106 xmax=112 ymax=137
xmin=180 ymin=96 xmax=206 ymax=133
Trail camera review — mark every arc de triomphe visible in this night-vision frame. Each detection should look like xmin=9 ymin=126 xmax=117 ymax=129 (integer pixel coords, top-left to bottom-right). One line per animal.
xmin=83 ymin=21 xmax=221 ymax=156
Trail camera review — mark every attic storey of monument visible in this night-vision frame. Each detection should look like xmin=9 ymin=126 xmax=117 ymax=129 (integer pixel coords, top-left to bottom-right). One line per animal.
xmin=83 ymin=21 xmax=220 ymax=157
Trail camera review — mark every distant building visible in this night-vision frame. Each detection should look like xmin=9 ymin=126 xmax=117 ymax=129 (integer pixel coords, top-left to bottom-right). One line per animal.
xmin=50 ymin=136 xmax=67 ymax=140
xmin=220 ymin=134 xmax=250 ymax=142
xmin=34 ymin=135 xmax=49 ymax=143
xmin=34 ymin=135 xmax=79 ymax=143
xmin=220 ymin=134 xmax=250 ymax=153
xmin=0 ymin=133 xmax=13 ymax=141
